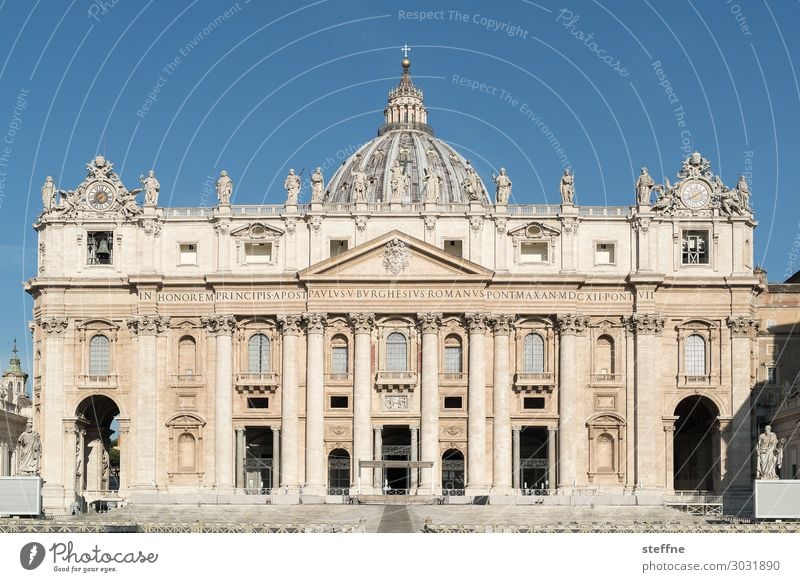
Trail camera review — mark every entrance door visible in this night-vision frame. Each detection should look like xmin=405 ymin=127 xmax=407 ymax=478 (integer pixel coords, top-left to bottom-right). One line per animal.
xmin=328 ymin=449 xmax=351 ymax=494
xmin=381 ymin=426 xmax=411 ymax=493
xmin=520 ymin=426 xmax=549 ymax=492
xmin=441 ymin=449 xmax=465 ymax=494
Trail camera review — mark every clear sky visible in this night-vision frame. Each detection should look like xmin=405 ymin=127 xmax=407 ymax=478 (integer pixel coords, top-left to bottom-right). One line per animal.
xmin=0 ymin=0 xmax=797 ymax=374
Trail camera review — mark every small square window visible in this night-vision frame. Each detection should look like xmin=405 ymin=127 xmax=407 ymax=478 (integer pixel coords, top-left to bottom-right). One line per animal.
xmin=330 ymin=396 xmax=349 ymax=409
xmin=443 ymin=240 xmax=463 ymax=258
xmin=523 ymin=397 xmax=545 ymax=410
xmin=179 ymin=243 xmax=197 ymax=265
xmin=520 ymin=241 xmax=548 ymax=263
xmin=244 ymin=242 xmax=272 ymax=264
xmin=595 ymin=242 xmax=615 ymax=265
xmin=444 ymin=396 xmax=463 ymax=409
xmin=87 ymin=231 xmax=114 ymax=265
xmin=681 ymin=230 xmax=709 ymax=265
xmin=330 ymin=239 xmax=349 ymax=258
xmin=247 ymin=397 xmax=269 ymax=409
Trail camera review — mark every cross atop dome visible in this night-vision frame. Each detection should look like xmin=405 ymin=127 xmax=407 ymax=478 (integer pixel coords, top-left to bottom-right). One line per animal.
xmin=401 ymin=43 xmax=411 ymax=59
xmin=380 ymin=49 xmax=431 ymax=136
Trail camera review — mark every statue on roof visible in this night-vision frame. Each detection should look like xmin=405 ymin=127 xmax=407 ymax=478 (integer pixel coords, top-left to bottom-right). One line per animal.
xmin=311 ymin=167 xmax=325 ymax=202
xmin=351 ymin=170 xmax=368 ymax=203
xmin=41 ymin=176 xmax=57 ymax=212
xmin=462 ymin=161 xmax=482 ymax=202
xmin=139 ymin=170 xmax=160 ymax=207
xmin=284 ymin=168 xmax=301 ymax=204
xmin=736 ymin=175 xmax=751 ymax=211
xmin=560 ymin=169 xmax=574 ymax=204
xmin=389 ymin=159 xmax=408 ymax=202
xmin=216 ymin=170 xmax=232 ymax=205
xmin=635 ymin=167 xmax=654 ymax=205
xmin=422 ymin=167 xmax=441 ymax=203
xmin=493 ymin=167 xmax=512 ymax=204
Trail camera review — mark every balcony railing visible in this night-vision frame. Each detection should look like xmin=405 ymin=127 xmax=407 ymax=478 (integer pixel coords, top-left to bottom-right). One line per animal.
xmin=677 ymin=374 xmax=717 ymax=388
xmin=590 ymin=373 xmax=623 ymax=385
xmin=513 ymin=372 xmax=555 ymax=393
xmin=325 ymin=373 xmax=353 ymax=384
xmin=578 ymin=205 xmax=631 ymax=217
xmin=439 ymin=372 xmax=467 ymax=384
xmin=236 ymin=372 xmax=280 ymax=393
xmin=375 ymin=370 xmax=417 ymax=391
xmin=170 ymin=373 xmax=204 ymax=386
xmin=78 ymin=374 xmax=118 ymax=389
xmin=506 ymin=204 xmax=559 ymax=216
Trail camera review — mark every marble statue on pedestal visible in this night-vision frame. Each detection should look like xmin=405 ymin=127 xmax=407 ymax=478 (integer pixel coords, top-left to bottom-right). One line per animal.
xmin=284 ymin=169 xmax=301 ymax=204
xmin=16 ymin=423 xmax=41 ymax=476
xmin=493 ymin=167 xmax=512 ymax=204
xmin=636 ymin=167 xmax=654 ymax=205
xmin=757 ymin=425 xmax=783 ymax=480
xmin=216 ymin=170 xmax=232 ymax=205
xmin=422 ymin=168 xmax=441 ymax=203
xmin=140 ymin=170 xmax=160 ymax=207
xmin=560 ymin=169 xmax=574 ymax=204
xmin=41 ymin=176 xmax=57 ymax=211
xmin=311 ymin=167 xmax=325 ymax=202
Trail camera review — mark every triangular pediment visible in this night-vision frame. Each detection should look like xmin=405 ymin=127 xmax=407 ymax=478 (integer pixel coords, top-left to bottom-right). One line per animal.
xmin=508 ymin=221 xmax=561 ymax=238
xmin=299 ymin=230 xmax=494 ymax=281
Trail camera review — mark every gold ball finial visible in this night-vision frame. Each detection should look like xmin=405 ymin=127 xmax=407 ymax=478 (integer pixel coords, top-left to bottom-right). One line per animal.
xmin=401 ymin=56 xmax=411 ymax=69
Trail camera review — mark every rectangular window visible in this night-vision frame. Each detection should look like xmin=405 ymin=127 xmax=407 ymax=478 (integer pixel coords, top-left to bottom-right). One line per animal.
xmin=330 ymin=396 xmax=349 ymax=409
xmin=443 ymin=240 xmax=463 ymax=258
xmin=444 ymin=346 xmax=462 ymax=374
xmin=87 ymin=231 xmax=114 ymax=265
xmin=767 ymin=366 xmax=778 ymax=385
xmin=331 ymin=346 xmax=348 ymax=375
xmin=247 ymin=397 xmax=269 ymax=409
xmin=520 ymin=241 xmax=548 ymax=263
xmin=244 ymin=242 xmax=272 ymax=264
xmin=595 ymin=242 xmax=615 ymax=265
xmin=444 ymin=396 xmax=463 ymax=409
xmin=523 ymin=397 xmax=546 ymax=410
xmin=681 ymin=230 xmax=709 ymax=265
xmin=179 ymin=243 xmax=197 ymax=265
xmin=329 ymin=239 xmax=349 ymax=258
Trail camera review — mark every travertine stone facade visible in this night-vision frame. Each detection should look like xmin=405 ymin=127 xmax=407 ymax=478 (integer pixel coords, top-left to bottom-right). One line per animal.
xmin=25 ymin=57 xmax=784 ymax=513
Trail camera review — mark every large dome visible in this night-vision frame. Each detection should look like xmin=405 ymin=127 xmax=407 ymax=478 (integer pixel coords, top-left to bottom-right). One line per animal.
xmin=325 ymin=58 xmax=489 ymax=205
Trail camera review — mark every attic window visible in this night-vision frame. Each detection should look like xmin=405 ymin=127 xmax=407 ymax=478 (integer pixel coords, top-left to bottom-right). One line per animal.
xmin=330 ymin=239 xmax=349 ymax=258
xmin=520 ymin=241 xmax=548 ymax=263
xmin=244 ymin=242 xmax=272 ymax=264
xmin=443 ymin=240 xmax=463 ymax=258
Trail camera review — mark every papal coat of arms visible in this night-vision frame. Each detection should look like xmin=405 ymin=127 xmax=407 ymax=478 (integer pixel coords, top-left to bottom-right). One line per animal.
xmin=382 ymin=237 xmax=409 ymax=275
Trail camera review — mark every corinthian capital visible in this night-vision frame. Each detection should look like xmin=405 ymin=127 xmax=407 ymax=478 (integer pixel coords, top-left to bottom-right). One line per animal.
xmin=304 ymin=312 xmax=327 ymax=334
xmin=556 ymin=313 xmax=588 ymax=335
xmin=127 ymin=314 xmax=170 ymax=336
xmin=489 ymin=314 xmax=515 ymax=335
xmin=416 ymin=312 xmax=442 ymax=334
xmin=40 ymin=316 xmax=69 ymax=336
xmin=201 ymin=314 xmax=237 ymax=335
xmin=464 ymin=313 xmax=489 ymax=334
xmin=277 ymin=314 xmax=304 ymax=336
xmin=349 ymin=312 xmax=375 ymax=334
xmin=726 ymin=315 xmax=759 ymax=337
xmin=627 ymin=313 xmax=665 ymax=335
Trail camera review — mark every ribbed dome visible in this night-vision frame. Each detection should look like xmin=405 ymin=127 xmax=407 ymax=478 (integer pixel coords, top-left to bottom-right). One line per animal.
xmin=325 ymin=57 xmax=489 ymax=205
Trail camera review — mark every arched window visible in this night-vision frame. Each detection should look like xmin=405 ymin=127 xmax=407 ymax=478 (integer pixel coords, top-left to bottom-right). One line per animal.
xmin=89 ymin=334 xmax=110 ymax=375
xmin=523 ymin=333 xmax=544 ymax=373
xmin=444 ymin=335 xmax=463 ymax=374
xmin=685 ymin=334 xmax=706 ymax=376
xmin=330 ymin=335 xmax=349 ymax=376
xmin=386 ymin=332 xmax=408 ymax=372
xmin=328 ymin=449 xmax=350 ymax=493
xmin=248 ymin=333 xmax=270 ymax=374
xmin=178 ymin=336 xmax=196 ymax=376
xmin=595 ymin=335 xmax=615 ymax=374
xmin=178 ymin=433 xmax=196 ymax=472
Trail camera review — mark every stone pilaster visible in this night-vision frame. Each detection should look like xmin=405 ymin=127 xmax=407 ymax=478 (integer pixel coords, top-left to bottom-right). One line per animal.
xmin=278 ymin=314 xmax=303 ymax=492
xmin=547 ymin=426 xmax=557 ymax=490
xmin=128 ymin=314 xmax=169 ymax=492
xmin=373 ymin=425 xmax=383 ymax=490
xmin=490 ymin=314 xmax=514 ymax=494
xmin=465 ymin=312 xmax=489 ymax=493
xmin=410 ymin=424 xmax=419 ymax=494
xmin=350 ymin=313 xmax=375 ymax=493
xmin=40 ymin=316 xmax=69 ymax=510
xmin=202 ymin=314 xmax=237 ymax=491
xmin=726 ymin=316 xmax=759 ymax=494
xmin=556 ymin=313 xmax=588 ymax=491
xmin=512 ymin=426 xmax=521 ymax=490
xmin=628 ymin=313 xmax=665 ymax=490
xmin=303 ymin=312 xmax=326 ymax=495
xmin=235 ymin=428 xmax=246 ymax=489
xmin=271 ymin=427 xmax=281 ymax=489
xmin=417 ymin=312 xmax=441 ymax=493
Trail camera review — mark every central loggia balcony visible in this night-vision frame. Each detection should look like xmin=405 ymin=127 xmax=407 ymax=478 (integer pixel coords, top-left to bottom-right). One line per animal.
xmin=236 ymin=372 xmax=280 ymax=393
xmin=78 ymin=374 xmax=118 ymax=389
xmin=513 ymin=372 xmax=555 ymax=393
xmin=375 ymin=370 xmax=418 ymax=392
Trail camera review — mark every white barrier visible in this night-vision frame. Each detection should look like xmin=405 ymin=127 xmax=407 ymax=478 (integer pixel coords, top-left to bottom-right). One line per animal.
xmin=0 ymin=476 xmax=41 ymax=516
xmin=754 ymin=479 xmax=800 ymax=519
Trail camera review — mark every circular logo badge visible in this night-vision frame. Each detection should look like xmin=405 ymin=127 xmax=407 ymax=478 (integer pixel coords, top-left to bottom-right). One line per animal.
xmin=19 ymin=542 xmax=46 ymax=570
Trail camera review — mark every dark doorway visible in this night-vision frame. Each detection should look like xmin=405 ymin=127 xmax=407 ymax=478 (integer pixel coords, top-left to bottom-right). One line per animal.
xmin=328 ymin=449 xmax=351 ymax=494
xmin=674 ymin=396 xmax=719 ymax=492
xmin=382 ymin=425 xmax=410 ymax=493
xmin=441 ymin=448 xmax=465 ymax=494
xmin=244 ymin=428 xmax=274 ymax=493
xmin=520 ymin=426 xmax=549 ymax=491
xmin=75 ymin=395 xmax=121 ymax=494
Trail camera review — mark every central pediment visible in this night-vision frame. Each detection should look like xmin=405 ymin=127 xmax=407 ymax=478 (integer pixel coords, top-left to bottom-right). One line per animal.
xmin=298 ymin=230 xmax=494 ymax=282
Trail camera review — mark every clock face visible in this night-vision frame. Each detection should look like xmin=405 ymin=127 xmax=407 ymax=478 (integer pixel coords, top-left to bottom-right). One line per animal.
xmin=680 ymin=180 xmax=711 ymax=209
xmin=86 ymin=182 xmax=115 ymax=211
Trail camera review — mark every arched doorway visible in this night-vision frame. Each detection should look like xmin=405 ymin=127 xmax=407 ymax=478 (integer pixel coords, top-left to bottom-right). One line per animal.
xmin=75 ymin=395 xmax=121 ymax=499
xmin=328 ymin=449 xmax=350 ymax=494
xmin=441 ymin=449 xmax=465 ymax=494
xmin=673 ymin=396 xmax=719 ymax=492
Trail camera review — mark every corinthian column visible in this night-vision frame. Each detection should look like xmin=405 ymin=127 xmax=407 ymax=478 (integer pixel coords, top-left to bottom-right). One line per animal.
xmin=350 ymin=313 xmax=375 ymax=493
xmin=628 ymin=313 xmax=665 ymax=490
xmin=202 ymin=314 xmax=237 ymax=491
xmin=491 ymin=314 xmax=514 ymax=494
xmin=417 ymin=312 xmax=442 ymax=494
xmin=127 ymin=314 xmax=170 ymax=491
xmin=726 ymin=316 xmax=759 ymax=494
xmin=465 ymin=313 xmax=489 ymax=493
xmin=304 ymin=312 xmax=327 ymax=495
xmin=556 ymin=313 xmax=588 ymax=491
xmin=278 ymin=314 xmax=303 ymax=493
xmin=40 ymin=316 xmax=68 ymax=509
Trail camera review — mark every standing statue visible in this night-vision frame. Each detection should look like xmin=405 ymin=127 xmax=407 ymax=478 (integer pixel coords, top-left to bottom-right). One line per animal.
xmin=216 ymin=170 xmax=232 ymax=205
xmin=41 ymin=176 xmax=57 ymax=211
xmin=560 ymin=169 xmax=575 ymax=204
xmin=284 ymin=168 xmax=301 ymax=204
xmin=351 ymin=170 xmax=368 ymax=203
xmin=422 ymin=167 xmax=441 ymax=203
xmin=492 ymin=167 xmax=512 ymax=204
xmin=139 ymin=170 xmax=160 ymax=207
xmin=16 ymin=422 xmax=42 ymax=476
xmin=736 ymin=175 xmax=751 ymax=210
xmin=635 ymin=167 xmax=655 ymax=205
xmin=757 ymin=425 xmax=781 ymax=479
xmin=311 ymin=167 xmax=325 ymax=202
xmin=462 ymin=162 xmax=482 ymax=202
xmin=389 ymin=160 xmax=406 ymax=202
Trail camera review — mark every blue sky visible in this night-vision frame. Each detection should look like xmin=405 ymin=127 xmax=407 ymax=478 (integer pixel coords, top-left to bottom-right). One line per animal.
xmin=0 ymin=0 xmax=797 ymax=374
